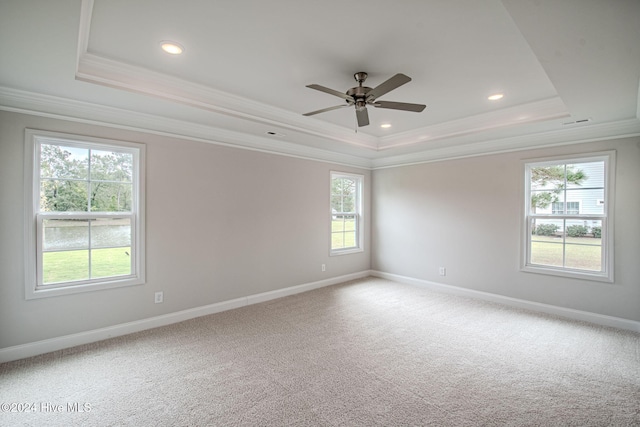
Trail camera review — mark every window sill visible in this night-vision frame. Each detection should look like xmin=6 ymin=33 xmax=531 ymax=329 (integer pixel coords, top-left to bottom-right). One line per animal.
xmin=330 ymin=248 xmax=364 ymax=257
xmin=521 ymin=265 xmax=613 ymax=283
xmin=26 ymin=277 xmax=145 ymax=300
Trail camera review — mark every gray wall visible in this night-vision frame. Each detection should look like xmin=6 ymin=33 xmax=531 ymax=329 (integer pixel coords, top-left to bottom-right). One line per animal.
xmin=0 ymin=111 xmax=371 ymax=348
xmin=372 ymin=137 xmax=640 ymax=321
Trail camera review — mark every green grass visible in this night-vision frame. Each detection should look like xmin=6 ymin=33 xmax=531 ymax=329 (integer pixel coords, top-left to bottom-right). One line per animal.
xmin=530 ymin=236 xmax=601 ymax=271
xmin=331 ymin=219 xmax=356 ymax=249
xmin=43 ymin=247 xmax=131 ymax=284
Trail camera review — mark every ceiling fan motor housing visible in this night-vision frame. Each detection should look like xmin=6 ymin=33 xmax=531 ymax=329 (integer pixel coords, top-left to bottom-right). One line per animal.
xmin=347 ymin=86 xmax=373 ymax=103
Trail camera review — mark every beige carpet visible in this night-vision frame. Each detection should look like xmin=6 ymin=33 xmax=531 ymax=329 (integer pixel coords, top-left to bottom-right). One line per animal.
xmin=1 ymin=277 xmax=639 ymax=426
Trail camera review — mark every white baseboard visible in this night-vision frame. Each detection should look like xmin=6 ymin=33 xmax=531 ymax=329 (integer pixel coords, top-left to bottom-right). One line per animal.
xmin=0 ymin=270 xmax=371 ymax=363
xmin=371 ymin=270 xmax=640 ymax=333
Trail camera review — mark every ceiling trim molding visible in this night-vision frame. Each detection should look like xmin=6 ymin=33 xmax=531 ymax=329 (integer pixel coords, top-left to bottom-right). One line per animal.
xmin=76 ymin=0 xmax=377 ymax=151
xmin=371 ymin=117 xmax=640 ymax=169
xmin=377 ymin=97 xmax=570 ymax=150
xmin=0 ymin=86 xmax=373 ymax=169
xmin=76 ymin=54 xmax=380 ymax=152
xmin=75 ymin=1 xmax=378 ymax=152
xmin=3 ymin=86 xmax=638 ymax=171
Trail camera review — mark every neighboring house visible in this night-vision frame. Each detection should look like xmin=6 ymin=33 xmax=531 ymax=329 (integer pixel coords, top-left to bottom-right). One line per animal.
xmin=535 ymin=161 xmax=604 ymax=234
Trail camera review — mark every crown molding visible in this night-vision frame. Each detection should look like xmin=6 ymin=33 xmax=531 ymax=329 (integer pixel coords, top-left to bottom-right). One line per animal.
xmin=371 ymin=117 xmax=640 ymax=169
xmin=75 ymin=0 xmax=377 ymax=151
xmin=377 ymin=97 xmax=570 ymax=150
xmin=76 ymin=53 xmax=379 ymax=152
xmin=0 ymin=86 xmax=373 ymax=169
xmin=3 ymin=86 xmax=638 ymax=171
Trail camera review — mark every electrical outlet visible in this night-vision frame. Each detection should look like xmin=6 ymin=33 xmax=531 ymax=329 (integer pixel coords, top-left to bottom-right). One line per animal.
xmin=439 ymin=267 xmax=446 ymax=276
xmin=321 ymin=264 xmax=326 ymax=272
xmin=154 ymin=291 xmax=164 ymax=304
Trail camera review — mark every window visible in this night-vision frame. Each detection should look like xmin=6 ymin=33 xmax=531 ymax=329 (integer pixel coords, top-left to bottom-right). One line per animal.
xmin=25 ymin=130 xmax=145 ymax=298
xmin=522 ymin=152 xmax=614 ymax=282
xmin=330 ymin=172 xmax=363 ymax=255
xmin=552 ymin=201 xmax=579 ymax=215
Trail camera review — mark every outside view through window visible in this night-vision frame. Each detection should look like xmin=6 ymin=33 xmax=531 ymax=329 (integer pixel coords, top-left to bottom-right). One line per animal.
xmin=331 ymin=174 xmax=359 ymax=251
xmin=528 ymin=160 xmax=605 ymax=272
xmin=39 ymin=143 xmax=133 ymax=284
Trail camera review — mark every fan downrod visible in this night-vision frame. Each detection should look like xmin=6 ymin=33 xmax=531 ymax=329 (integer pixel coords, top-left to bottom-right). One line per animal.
xmin=347 ymin=72 xmax=372 ymax=101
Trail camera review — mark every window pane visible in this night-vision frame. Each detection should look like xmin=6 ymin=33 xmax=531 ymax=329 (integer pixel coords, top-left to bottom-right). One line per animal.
xmin=332 ymin=215 xmax=356 ymax=250
xmin=332 ymin=233 xmax=345 ymax=250
xmin=330 ymin=195 xmax=342 ymax=212
xmin=564 ymin=188 xmax=604 ymax=214
xmin=530 ymin=165 xmax=565 ymax=190
xmin=565 ymin=244 xmax=601 ymax=271
xmin=566 ymin=161 xmax=603 ymax=189
xmin=331 ymin=178 xmax=356 ymax=213
xmin=43 ymin=219 xmax=89 ymax=251
xmin=91 ymin=247 xmax=132 ymax=278
xmin=90 ymin=150 xmax=133 ymax=182
xmin=40 ymin=179 xmax=88 ymax=212
xmin=40 ymin=144 xmax=88 ymax=179
xmin=42 ymin=250 xmax=89 ymax=284
xmin=90 ymin=182 xmax=133 ymax=212
xmin=530 ymin=190 xmax=561 ymax=214
xmin=530 ymin=241 xmax=563 ymax=267
xmin=531 ymin=218 xmax=561 ymax=238
xmin=91 ymin=218 xmax=131 ymax=248
xmin=565 ymin=219 xmax=589 ymax=238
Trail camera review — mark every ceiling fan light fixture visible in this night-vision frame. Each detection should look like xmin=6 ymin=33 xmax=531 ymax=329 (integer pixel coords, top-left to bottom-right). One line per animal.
xmin=160 ymin=41 xmax=184 ymax=55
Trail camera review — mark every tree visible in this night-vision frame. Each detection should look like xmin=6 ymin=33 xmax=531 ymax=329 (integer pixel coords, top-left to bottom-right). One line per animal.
xmin=40 ymin=144 xmax=133 ymax=213
xmin=331 ymin=177 xmax=355 ymax=213
xmin=530 ymin=165 xmax=586 ymax=210
xmin=90 ymin=151 xmax=133 ymax=212
xmin=40 ymin=144 xmax=88 ymax=212
xmin=530 ymin=165 xmax=586 ymax=234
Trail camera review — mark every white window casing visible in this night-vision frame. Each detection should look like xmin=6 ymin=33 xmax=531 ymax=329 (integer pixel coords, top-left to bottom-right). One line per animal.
xmin=521 ymin=151 xmax=615 ymax=282
xmin=330 ymin=171 xmax=364 ymax=256
xmin=24 ymin=129 xmax=146 ymax=299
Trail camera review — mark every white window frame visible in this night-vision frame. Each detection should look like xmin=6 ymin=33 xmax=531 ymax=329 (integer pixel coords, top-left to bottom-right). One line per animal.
xmin=330 ymin=171 xmax=364 ymax=256
xmin=24 ymin=129 xmax=146 ymax=299
xmin=521 ymin=151 xmax=615 ymax=282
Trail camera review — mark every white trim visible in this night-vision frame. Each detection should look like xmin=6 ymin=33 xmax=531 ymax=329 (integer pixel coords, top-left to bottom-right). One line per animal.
xmin=2 ymin=86 xmax=640 ymax=170
xmin=0 ymin=270 xmax=371 ymax=363
xmin=0 ymin=87 xmax=372 ymax=170
xmin=330 ymin=171 xmax=364 ymax=255
xmin=521 ymin=151 xmax=615 ymax=282
xmin=376 ymin=96 xmax=570 ymax=150
xmin=371 ymin=271 xmax=640 ymax=333
xmin=370 ymin=118 xmax=640 ymax=169
xmin=24 ymin=129 xmax=146 ymax=299
xmin=75 ymin=53 xmax=379 ymax=151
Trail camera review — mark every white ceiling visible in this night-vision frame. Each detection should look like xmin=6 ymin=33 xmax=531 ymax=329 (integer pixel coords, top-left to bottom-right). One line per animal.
xmin=1 ymin=0 xmax=639 ymax=168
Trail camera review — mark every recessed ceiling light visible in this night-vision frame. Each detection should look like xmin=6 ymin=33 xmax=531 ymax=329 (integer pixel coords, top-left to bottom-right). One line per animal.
xmin=380 ymin=123 xmax=392 ymax=128
xmin=487 ymin=93 xmax=504 ymax=101
xmin=160 ymin=41 xmax=184 ymax=55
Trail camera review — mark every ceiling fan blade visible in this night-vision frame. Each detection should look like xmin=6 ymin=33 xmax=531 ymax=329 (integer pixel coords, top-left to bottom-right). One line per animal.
xmin=356 ymin=107 xmax=369 ymax=127
xmin=303 ymin=104 xmax=350 ymax=116
xmin=366 ymin=73 xmax=412 ymax=101
xmin=374 ymin=101 xmax=426 ymax=112
xmin=306 ymin=84 xmax=353 ymax=101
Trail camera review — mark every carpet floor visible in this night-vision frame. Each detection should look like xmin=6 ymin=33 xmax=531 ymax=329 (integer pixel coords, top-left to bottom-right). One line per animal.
xmin=1 ymin=277 xmax=639 ymax=426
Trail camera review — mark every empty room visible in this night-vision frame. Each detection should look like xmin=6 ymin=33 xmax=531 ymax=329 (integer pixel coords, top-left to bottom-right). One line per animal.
xmin=1 ymin=0 xmax=639 ymax=425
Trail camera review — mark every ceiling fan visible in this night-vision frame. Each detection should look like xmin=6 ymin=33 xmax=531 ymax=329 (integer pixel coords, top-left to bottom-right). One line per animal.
xmin=303 ymin=72 xmax=426 ymax=127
